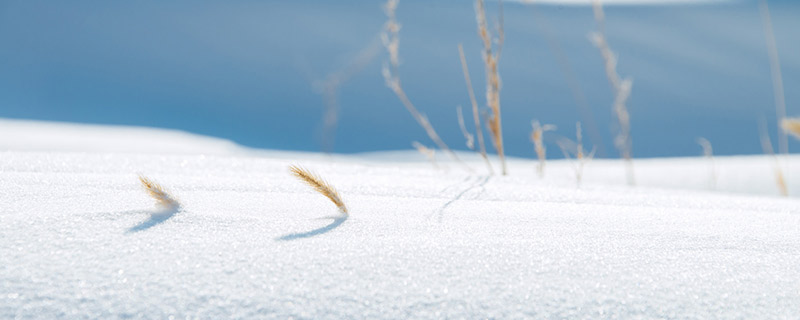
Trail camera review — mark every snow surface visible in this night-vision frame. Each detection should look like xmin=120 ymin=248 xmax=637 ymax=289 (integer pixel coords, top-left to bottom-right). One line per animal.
xmin=2 ymin=120 xmax=800 ymax=318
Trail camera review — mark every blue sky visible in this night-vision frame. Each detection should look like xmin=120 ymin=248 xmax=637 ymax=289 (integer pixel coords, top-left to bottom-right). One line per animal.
xmin=0 ymin=0 xmax=798 ymax=158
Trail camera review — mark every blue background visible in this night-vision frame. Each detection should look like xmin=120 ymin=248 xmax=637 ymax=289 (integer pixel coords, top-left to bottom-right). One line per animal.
xmin=1 ymin=0 xmax=798 ymax=158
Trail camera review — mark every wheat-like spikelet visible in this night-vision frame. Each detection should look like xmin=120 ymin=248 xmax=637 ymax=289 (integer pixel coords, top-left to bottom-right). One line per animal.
xmin=289 ymin=165 xmax=348 ymax=214
xmin=138 ymin=175 xmax=180 ymax=209
xmin=780 ymin=118 xmax=800 ymax=140
xmin=475 ymin=0 xmax=507 ymax=175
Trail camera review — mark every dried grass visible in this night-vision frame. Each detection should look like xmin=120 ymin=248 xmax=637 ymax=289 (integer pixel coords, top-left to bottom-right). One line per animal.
xmin=530 ymin=120 xmax=555 ymax=178
xmin=557 ymin=122 xmax=595 ymax=187
xmin=458 ymin=44 xmax=494 ymax=175
xmin=759 ymin=0 xmax=788 ymax=154
xmin=590 ymin=0 xmax=634 ymax=186
xmin=138 ymin=175 xmax=180 ymax=209
xmin=780 ymin=117 xmax=800 ymax=140
xmin=456 ymin=106 xmax=475 ymax=151
xmin=412 ymin=141 xmax=438 ymax=169
xmin=759 ymin=121 xmax=788 ymax=197
xmin=381 ymin=0 xmax=468 ymax=170
xmin=475 ymin=0 xmax=507 ymax=175
xmin=289 ymin=165 xmax=348 ymax=214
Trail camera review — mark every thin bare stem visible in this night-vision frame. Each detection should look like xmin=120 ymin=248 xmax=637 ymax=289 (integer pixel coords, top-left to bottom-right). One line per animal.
xmin=759 ymin=120 xmax=788 ymax=197
xmin=317 ymin=35 xmax=382 ymax=153
xmin=557 ymin=122 xmax=595 ymax=188
xmin=381 ymin=0 xmax=470 ymax=171
xmin=590 ymin=0 xmax=634 ymax=185
xmin=526 ymin=2 xmax=606 ymax=157
xmin=458 ymin=44 xmax=494 ymax=175
xmin=456 ymin=106 xmax=475 ymax=150
xmin=759 ymin=0 xmax=788 ymax=155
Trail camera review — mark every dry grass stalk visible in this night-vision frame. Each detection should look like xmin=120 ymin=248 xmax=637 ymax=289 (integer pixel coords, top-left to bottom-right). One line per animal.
xmin=590 ymin=0 xmax=634 ymax=186
xmin=381 ymin=0 xmax=468 ymax=170
xmin=458 ymin=44 xmax=494 ymax=174
xmin=456 ymin=106 xmax=475 ymax=150
xmin=557 ymin=122 xmax=595 ymax=187
xmin=696 ymin=137 xmax=716 ymax=190
xmin=475 ymin=0 xmax=507 ymax=175
xmin=413 ymin=141 xmax=438 ymax=169
xmin=138 ymin=175 xmax=180 ymax=209
xmin=530 ymin=120 xmax=556 ymax=178
xmin=780 ymin=117 xmax=800 ymax=140
xmin=523 ymin=1 xmax=606 ymax=157
xmin=759 ymin=0 xmax=788 ymax=154
xmin=289 ymin=165 xmax=348 ymax=214
xmin=759 ymin=121 xmax=788 ymax=197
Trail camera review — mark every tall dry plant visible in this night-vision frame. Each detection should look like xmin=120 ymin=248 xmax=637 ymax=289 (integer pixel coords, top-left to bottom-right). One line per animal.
xmin=557 ymin=122 xmax=595 ymax=187
xmin=458 ymin=44 xmax=494 ymax=174
xmin=380 ymin=0 xmax=468 ymax=169
xmin=475 ymin=0 xmax=507 ymax=175
xmin=759 ymin=0 xmax=788 ymax=154
xmin=590 ymin=0 xmax=635 ymax=186
xmin=696 ymin=137 xmax=716 ymax=191
xmin=530 ymin=120 xmax=555 ymax=178
xmin=138 ymin=175 xmax=180 ymax=209
xmin=759 ymin=121 xmax=788 ymax=197
xmin=289 ymin=165 xmax=348 ymax=214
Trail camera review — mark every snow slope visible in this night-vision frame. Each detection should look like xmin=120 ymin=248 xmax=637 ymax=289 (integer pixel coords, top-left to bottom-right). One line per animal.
xmin=2 ymin=120 xmax=800 ymax=318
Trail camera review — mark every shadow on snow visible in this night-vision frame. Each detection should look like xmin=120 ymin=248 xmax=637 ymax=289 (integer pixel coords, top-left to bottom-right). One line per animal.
xmin=276 ymin=215 xmax=347 ymax=241
xmin=127 ymin=206 xmax=180 ymax=233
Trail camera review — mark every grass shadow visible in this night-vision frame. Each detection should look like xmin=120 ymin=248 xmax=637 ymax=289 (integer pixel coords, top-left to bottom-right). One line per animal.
xmin=276 ymin=215 xmax=347 ymax=241
xmin=127 ymin=206 xmax=179 ymax=233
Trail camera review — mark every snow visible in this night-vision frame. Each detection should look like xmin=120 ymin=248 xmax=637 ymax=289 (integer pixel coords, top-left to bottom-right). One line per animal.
xmin=2 ymin=120 xmax=800 ymax=318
